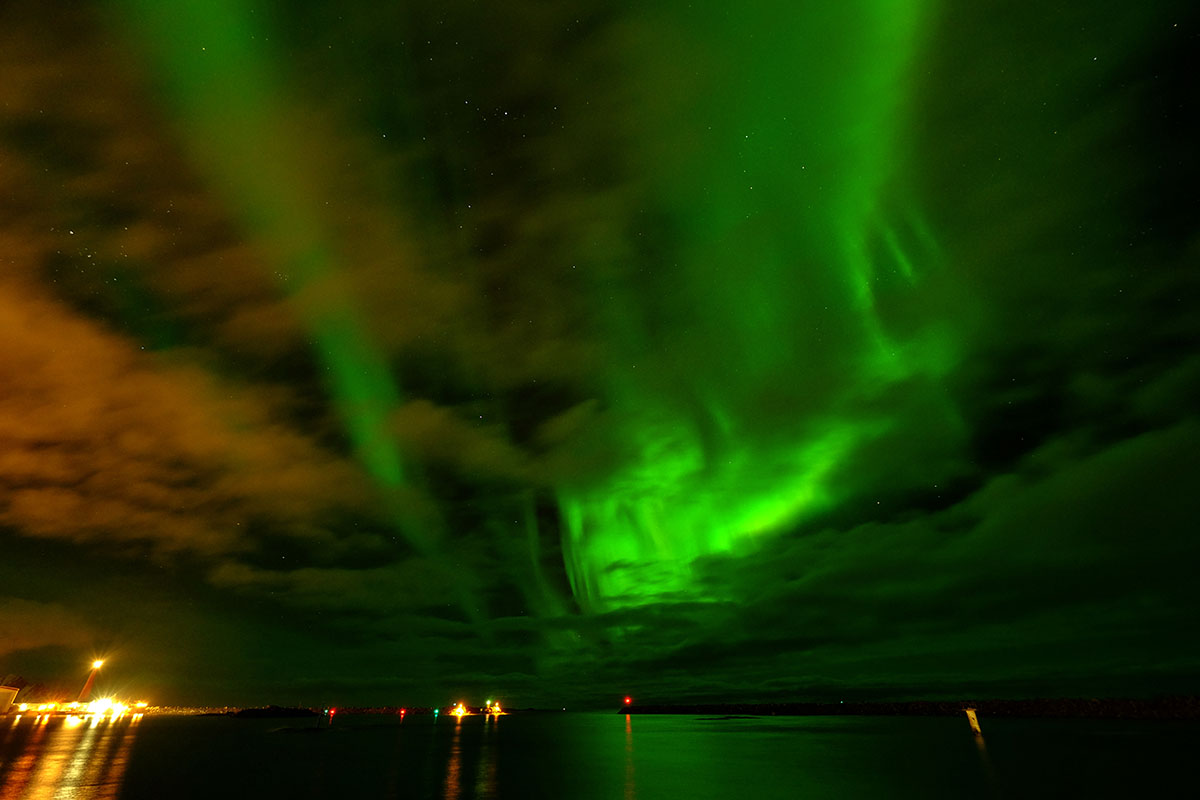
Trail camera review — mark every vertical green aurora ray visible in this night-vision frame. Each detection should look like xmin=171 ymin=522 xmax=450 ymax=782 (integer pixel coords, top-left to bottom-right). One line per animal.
xmin=113 ymin=1 xmax=437 ymax=552
xmin=558 ymin=1 xmax=957 ymax=613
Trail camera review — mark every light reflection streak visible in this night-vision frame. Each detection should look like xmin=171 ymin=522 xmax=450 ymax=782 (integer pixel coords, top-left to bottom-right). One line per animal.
xmin=0 ymin=715 xmax=140 ymax=800
xmin=624 ymin=714 xmax=636 ymax=800
xmin=974 ymin=734 xmax=1002 ymax=798
xmin=92 ymin=719 xmax=139 ymax=800
xmin=474 ymin=714 xmax=498 ymax=798
xmin=20 ymin=717 xmax=84 ymax=800
xmin=443 ymin=716 xmax=463 ymax=800
xmin=0 ymin=716 xmax=50 ymax=799
xmin=55 ymin=714 xmax=101 ymax=795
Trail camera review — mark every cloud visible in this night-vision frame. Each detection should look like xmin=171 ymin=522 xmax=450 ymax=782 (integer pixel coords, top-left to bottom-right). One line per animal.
xmin=208 ymin=559 xmax=463 ymax=618
xmin=612 ymin=420 xmax=1200 ymax=696
xmin=0 ymin=598 xmax=95 ymax=658
xmin=0 ymin=273 xmax=379 ymax=560
xmin=392 ymin=400 xmax=534 ymax=484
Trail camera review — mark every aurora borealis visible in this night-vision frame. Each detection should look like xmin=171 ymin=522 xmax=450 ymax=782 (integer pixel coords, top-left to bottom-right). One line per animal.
xmin=1 ymin=0 xmax=1197 ymax=707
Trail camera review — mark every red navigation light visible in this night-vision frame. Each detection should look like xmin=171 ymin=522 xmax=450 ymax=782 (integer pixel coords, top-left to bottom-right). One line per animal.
xmin=624 ymin=696 xmax=632 ymax=705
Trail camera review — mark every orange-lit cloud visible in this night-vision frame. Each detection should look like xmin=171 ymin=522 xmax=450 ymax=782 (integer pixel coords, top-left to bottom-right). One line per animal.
xmin=0 ymin=275 xmax=375 ymax=558
xmin=0 ymin=598 xmax=95 ymax=657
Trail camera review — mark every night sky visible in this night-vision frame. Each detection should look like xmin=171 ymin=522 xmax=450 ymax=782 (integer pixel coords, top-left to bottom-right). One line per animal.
xmin=1 ymin=0 xmax=1197 ymax=709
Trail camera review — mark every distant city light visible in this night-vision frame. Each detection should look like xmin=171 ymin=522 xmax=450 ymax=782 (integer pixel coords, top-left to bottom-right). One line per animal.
xmin=87 ymin=698 xmax=113 ymax=714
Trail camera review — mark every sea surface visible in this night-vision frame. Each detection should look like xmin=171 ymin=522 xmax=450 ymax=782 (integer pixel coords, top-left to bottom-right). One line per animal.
xmin=0 ymin=711 xmax=1195 ymax=799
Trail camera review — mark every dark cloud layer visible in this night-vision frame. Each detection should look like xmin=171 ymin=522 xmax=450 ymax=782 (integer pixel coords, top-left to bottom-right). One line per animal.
xmin=1 ymin=0 xmax=1197 ymax=707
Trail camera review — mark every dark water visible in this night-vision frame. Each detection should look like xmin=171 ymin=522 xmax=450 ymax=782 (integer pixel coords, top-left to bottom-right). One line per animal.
xmin=1 ymin=712 xmax=1195 ymax=798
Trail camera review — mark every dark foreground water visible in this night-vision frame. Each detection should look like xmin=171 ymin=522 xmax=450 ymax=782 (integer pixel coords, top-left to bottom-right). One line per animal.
xmin=1 ymin=711 xmax=1195 ymax=799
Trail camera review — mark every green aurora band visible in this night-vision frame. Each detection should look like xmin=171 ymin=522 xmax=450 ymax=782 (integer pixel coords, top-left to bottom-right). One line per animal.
xmin=115 ymin=0 xmax=442 ymax=554
xmin=556 ymin=1 xmax=960 ymax=613
xmin=115 ymin=0 xmax=966 ymax=625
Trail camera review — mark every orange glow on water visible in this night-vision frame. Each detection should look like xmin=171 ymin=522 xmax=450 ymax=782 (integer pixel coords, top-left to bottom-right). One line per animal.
xmin=0 ymin=707 xmax=142 ymax=799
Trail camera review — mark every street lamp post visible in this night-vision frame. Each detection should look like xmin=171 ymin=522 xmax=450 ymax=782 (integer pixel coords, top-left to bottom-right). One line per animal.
xmin=78 ymin=660 xmax=104 ymax=702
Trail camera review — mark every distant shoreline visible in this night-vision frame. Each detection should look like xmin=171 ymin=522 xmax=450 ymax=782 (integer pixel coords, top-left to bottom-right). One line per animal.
xmin=13 ymin=698 xmax=1193 ymax=721
xmin=618 ymin=697 xmax=1200 ymax=720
